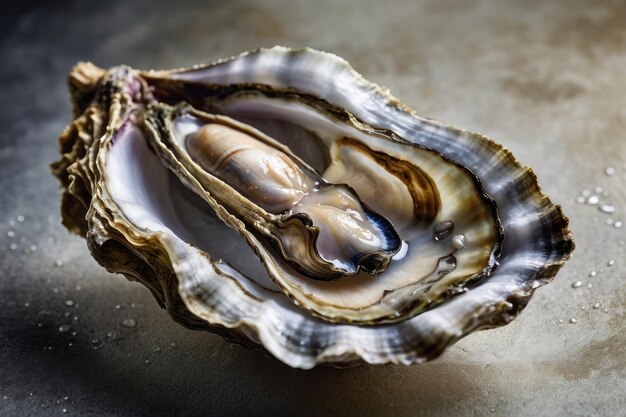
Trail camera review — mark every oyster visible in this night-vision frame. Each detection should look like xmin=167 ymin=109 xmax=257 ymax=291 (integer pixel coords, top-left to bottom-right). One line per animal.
xmin=52 ymin=47 xmax=574 ymax=368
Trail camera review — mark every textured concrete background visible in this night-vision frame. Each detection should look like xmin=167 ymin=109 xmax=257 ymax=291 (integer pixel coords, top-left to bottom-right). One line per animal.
xmin=1 ymin=1 xmax=625 ymax=416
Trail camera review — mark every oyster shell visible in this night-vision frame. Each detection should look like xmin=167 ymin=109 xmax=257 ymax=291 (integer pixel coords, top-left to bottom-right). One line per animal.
xmin=52 ymin=47 xmax=574 ymax=368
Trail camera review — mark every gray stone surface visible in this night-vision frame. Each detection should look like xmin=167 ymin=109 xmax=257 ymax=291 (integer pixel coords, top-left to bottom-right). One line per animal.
xmin=0 ymin=0 xmax=624 ymax=416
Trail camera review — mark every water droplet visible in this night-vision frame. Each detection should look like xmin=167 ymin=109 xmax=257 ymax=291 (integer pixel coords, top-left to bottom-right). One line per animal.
xmin=29 ymin=245 xmax=37 ymax=252
xmin=37 ymin=323 xmax=43 ymax=328
xmin=64 ymin=300 xmax=74 ymax=307
xmin=9 ymin=243 xmax=17 ymax=250
xmin=17 ymin=215 xmax=25 ymax=222
xmin=589 ymin=270 xmax=597 ymax=277
xmin=120 ymin=318 xmax=137 ymax=328
xmin=603 ymin=308 xmax=609 ymax=313
xmin=75 ymin=285 xmax=82 ymax=291
xmin=599 ymin=204 xmax=615 ymax=214
xmin=607 ymin=259 xmax=615 ymax=267
xmin=24 ymin=302 xmax=30 ymax=307
xmin=592 ymin=302 xmax=601 ymax=309
xmin=153 ymin=346 xmax=161 ymax=353
xmin=581 ymin=189 xmax=591 ymax=197
xmin=63 ymin=396 xmax=69 ymax=401
xmin=433 ymin=221 xmax=454 ymax=241
xmin=62 ymin=408 xmax=67 ymax=413
xmin=115 ymin=304 xmax=121 ymax=310
xmin=606 ymin=218 xmax=614 ymax=225
xmin=576 ymin=196 xmax=585 ymax=204
xmin=569 ymin=318 xmax=577 ymax=324
xmin=594 ymin=186 xmax=604 ymax=194
xmin=72 ymin=316 xmax=79 ymax=321
xmin=145 ymin=360 xmax=150 ymax=364
xmin=614 ymin=221 xmax=623 ymax=228
xmin=55 ymin=259 xmax=64 ymax=267
xmin=451 ymin=234 xmax=465 ymax=250
xmin=605 ymin=166 xmax=616 ymax=176
xmin=70 ymin=330 xmax=78 ymax=336
xmin=7 ymin=230 xmax=15 ymax=238
xmin=131 ymin=303 xmax=136 ymax=308
xmin=558 ymin=319 xmax=564 ymax=323
xmin=572 ymin=281 xmax=583 ymax=288
xmin=58 ymin=324 xmax=71 ymax=333
xmin=587 ymin=283 xmax=593 ymax=289
xmin=170 ymin=342 xmax=177 ymax=348
xmin=581 ymin=305 xmax=587 ymax=310
xmin=587 ymin=196 xmax=599 ymax=205
xmin=437 ymin=255 xmax=457 ymax=275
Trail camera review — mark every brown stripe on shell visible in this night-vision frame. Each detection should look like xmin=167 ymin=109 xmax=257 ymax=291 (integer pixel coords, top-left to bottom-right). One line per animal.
xmin=330 ymin=137 xmax=441 ymax=232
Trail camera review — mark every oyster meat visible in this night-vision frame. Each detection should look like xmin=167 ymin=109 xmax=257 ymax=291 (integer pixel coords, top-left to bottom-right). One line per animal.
xmin=153 ymin=104 xmax=403 ymax=281
xmin=52 ymin=47 xmax=574 ymax=368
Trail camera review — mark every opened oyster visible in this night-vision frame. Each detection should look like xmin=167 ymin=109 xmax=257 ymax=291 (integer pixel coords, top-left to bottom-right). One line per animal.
xmin=52 ymin=47 xmax=574 ymax=368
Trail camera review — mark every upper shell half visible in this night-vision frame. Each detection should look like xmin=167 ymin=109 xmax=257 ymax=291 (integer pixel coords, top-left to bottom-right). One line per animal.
xmin=52 ymin=47 xmax=574 ymax=368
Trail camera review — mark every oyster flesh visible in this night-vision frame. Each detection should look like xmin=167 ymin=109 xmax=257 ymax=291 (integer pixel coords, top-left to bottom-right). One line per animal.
xmin=52 ymin=47 xmax=574 ymax=368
